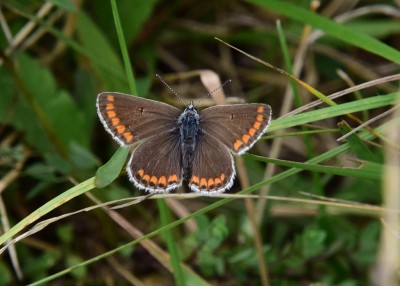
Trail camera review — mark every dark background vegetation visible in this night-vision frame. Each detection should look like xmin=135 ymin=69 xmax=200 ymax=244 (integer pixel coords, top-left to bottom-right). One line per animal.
xmin=0 ymin=0 xmax=399 ymax=285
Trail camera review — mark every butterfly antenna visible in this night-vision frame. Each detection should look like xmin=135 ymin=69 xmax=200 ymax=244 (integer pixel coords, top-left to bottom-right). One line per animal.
xmin=197 ymin=79 xmax=232 ymax=103
xmin=156 ymin=74 xmax=187 ymax=107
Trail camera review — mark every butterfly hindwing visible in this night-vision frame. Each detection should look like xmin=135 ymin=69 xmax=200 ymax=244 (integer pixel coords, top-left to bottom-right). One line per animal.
xmin=97 ymin=92 xmax=181 ymax=146
xmin=127 ymin=130 xmax=183 ymax=193
xmin=188 ymin=133 xmax=235 ymax=195
xmin=199 ymin=104 xmax=271 ymax=155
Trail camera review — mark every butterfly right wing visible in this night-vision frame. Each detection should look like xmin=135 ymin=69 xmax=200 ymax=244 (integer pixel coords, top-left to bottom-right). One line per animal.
xmin=199 ymin=104 xmax=271 ymax=155
xmin=188 ymin=133 xmax=235 ymax=195
xmin=97 ymin=92 xmax=181 ymax=146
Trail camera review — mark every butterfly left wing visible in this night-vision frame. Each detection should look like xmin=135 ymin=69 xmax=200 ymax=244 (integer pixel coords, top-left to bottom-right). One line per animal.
xmin=97 ymin=92 xmax=181 ymax=146
xmin=127 ymin=130 xmax=183 ymax=193
xmin=199 ymin=104 xmax=271 ymax=155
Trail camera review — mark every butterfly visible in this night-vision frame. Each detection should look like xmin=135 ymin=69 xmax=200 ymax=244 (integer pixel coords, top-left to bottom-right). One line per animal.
xmin=97 ymin=92 xmax=271 ymax=195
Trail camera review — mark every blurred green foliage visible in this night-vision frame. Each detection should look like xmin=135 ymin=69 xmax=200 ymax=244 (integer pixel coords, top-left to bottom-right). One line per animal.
xmin=0 ymin=0 xmax=399 ymax=285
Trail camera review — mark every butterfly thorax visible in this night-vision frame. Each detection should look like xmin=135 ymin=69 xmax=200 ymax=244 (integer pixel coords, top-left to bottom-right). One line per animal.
xmin=178 ymin=103 xmax=200 ymax=180
xmin=178 ymin=104 xmax=200 ymax=143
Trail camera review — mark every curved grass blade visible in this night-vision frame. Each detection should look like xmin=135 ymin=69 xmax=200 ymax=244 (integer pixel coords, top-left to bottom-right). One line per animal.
xmin=247 ymin=0 xmax=400 ymax=64
xmin=95 ymin=147 xmax=130 ymax=188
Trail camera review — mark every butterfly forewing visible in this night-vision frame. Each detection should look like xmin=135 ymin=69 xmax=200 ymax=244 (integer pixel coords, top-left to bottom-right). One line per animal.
xmin=188 ymin=134 xmax=235 ymax=195
xmin=127 ymin=130 xmax=183 ymax=193
xmin=199 ymin=104 xmax=271 ymax=155
xmin=97 ymin=92 xmax=181 ymax=146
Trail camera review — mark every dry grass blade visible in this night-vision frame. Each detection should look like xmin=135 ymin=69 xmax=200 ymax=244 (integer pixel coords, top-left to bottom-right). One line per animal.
xmin=282 ymin=74 xmax=400 ymax=118
xmin=372 ymin=97 xmax=400 ymax=285
xmin=337 ymin=105 xmax=400 ymax=142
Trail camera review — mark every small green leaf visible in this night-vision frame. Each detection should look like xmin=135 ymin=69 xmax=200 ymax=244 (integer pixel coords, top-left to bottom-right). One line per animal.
xmin=48 ymin=0 xmax=77 ymax=11
xmin=27 ymin=181 xmax=53 ymax=200
xmin=0 ymin=261 xmax=12 ymax=285
xmin=302 ymin=228 xmax=327 ymax=259
xmin=56 ymin=224 xmax=74 ymax=243
xmin=95 ymin=147 xmax=130 ymax=187
xmin=338 ymin=121 xmax=377 ymax=162
xmin=24 ymin=163 xmax=56 ymax=181
xmin=67 ymin=255 xmax=86 ymax=279
xmin=44 ymin=153 xmax=71 ymax=174
xmin=69 ymin=142 xmax=100 ymax=170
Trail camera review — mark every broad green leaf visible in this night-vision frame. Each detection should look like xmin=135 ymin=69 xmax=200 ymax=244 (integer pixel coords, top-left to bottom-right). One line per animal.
xmin=8 ymin=54 xmax=88 ymax=154
xmin=76 ymin=12 xmax=129 ymax=92
xmin=118 ymin=0 xmax=160 ymax=45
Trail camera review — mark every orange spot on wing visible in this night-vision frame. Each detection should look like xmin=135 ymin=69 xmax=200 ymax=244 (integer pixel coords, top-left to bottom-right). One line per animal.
xmin=106 ymin=104 xmax=114 ymax=110
xmin=111 ymin=118 xmax=120 ymax=126
xmin=116 ymin=125 xmax=126 ymax=134
xmin=168 ymin=174 xmax=178 ymax=184
xmin=158 ymin=176 xmax=167 ymax=187
xmin=123 ymin=132 xmax=133 ymax=142
xmin=257 ymin=106 xmax=264 ymax=113
xmin=215 ymin=178 xmax=221 ymax=186
xmin=234 ymin=139 xmax=243 ymax=151
xmin=220 ymin=173 xmax=225 ymax=182
xmin=191 ymin=175 xmax=199 ymax=185
xmin=242 ymin=134 xmax=250 ymax=143
xmin=200 ymin=178 xmax=207 ymax=189
xmin=257 ymin=114 xmax=263 ymax=122
xmin=137 ymin=169 xmax=144 ymax=177
xmin=249 ymin=128 xmax=256 ymax=136
xmin=253 ymin=121 xmax=261 ymax=130
xmin=150 ymin=176 xmax=158 ymax=185
xmin=208 ymin=178 xmax=214 ymax=187
xmin=107 ymin=95 xmax=115 ymax=102
xmin=107 ymin=111 xmax=116 ymax=118
xmin=143 ymin=174 xmax=150 ymax=183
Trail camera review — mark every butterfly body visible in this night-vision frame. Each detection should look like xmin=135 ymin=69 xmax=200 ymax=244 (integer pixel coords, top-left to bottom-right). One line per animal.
xmin=178 ymin=103 xmax=200 ymax=183
xmin=97 ymin=92 xmax=271 ymax=195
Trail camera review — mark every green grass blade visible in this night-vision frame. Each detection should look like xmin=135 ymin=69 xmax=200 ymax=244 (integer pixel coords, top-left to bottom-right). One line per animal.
xmin=0 ymin=178 xmax=95 ymax=246
xmin=95 ymin=147 xmax=130 ymax=187
xmin=270 ymin=92 xmax=399 ymax=132
xmin=248 ymin=155 xmax=382 ymax=181
xmin=247 ymin=0 xmax=400 ymax=64
xmin=158 ymin=200 xmax=185 ymax=286
xmin=110 ymin=0 xmax=137 ymax=95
